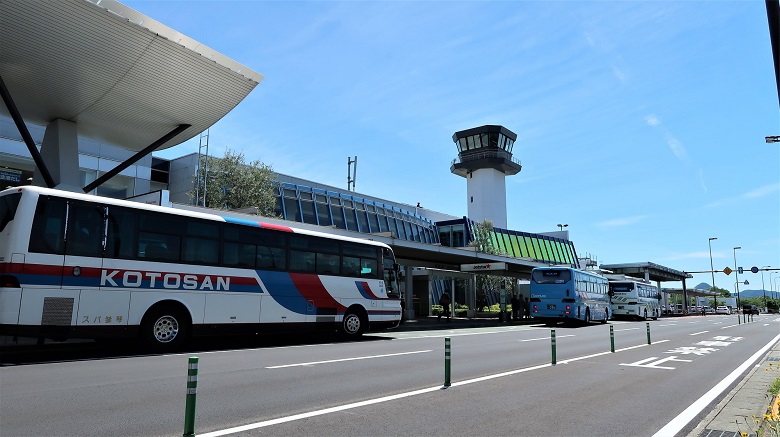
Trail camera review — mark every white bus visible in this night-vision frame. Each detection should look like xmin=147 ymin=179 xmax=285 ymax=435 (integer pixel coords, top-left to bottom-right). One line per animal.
xmin=608 ymin=280 xmax=660 ymax=320
xmin=0 ymin=186 xmax=402 ymax=349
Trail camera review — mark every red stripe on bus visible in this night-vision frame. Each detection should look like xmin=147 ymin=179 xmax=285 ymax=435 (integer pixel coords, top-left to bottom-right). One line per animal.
xmin=289 ymin=273 xmax=348 ymax=311
xmin=258 ymin=223 xmax=293 ymax=232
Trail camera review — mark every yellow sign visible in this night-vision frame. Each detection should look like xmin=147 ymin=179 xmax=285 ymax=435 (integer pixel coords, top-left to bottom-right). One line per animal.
xmin=723 ymin=267 xmax=732 ymax=275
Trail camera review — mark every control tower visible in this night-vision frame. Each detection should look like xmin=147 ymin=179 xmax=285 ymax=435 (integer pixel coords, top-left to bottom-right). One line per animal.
xmin=450 ymin=125 xmax=521 ymax=229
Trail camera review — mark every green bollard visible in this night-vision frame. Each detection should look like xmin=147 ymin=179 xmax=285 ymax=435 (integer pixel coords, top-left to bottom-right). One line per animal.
xmin=738 ymin=313 xmax=741 ymax=324
xmin=551 ymin=329 xmax=557 ymax=366
xmin=183 ymin=357 xmax=199 ymax=437
xmin=444 ymin=337 xmax=451 ymax=387
xmin=610 ymin=325 xmax=615 ymax=353
xmin=646 ymin=322 xmax=651 ymax=345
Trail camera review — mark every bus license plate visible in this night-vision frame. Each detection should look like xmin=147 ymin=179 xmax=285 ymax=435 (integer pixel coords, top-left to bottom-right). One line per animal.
xmin=547 ymin=304 xmax=556 ymax=310
xmin=618 ymin=306 xmax=624 ymax=309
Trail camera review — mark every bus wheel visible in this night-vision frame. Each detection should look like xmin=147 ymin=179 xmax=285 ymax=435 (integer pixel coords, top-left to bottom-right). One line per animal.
xmin=584 ymin=309 xmax=591 ymax=325
xmin=341 ymin=309 xmax=366 ymax=338
xmin=601 ymin=310 xmax=608 ymax=324
xmin=141 ymin=305 xmax=190 ymax=349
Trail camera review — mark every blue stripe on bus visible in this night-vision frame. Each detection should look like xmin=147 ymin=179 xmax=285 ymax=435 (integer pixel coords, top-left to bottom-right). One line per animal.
xmin=255 ymin=270 xmax=309 ymax=315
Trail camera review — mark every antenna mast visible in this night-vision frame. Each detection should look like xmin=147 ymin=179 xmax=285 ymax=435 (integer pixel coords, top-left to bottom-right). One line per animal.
xmin=347 ymin=156 xmax=357 ymax=191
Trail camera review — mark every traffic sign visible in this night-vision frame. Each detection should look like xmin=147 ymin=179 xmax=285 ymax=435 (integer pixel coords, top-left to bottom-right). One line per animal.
xmin=723 ymin=267 xmax=732 ymax=275
xmin=751 ymin=266 xmax=759 ymax=273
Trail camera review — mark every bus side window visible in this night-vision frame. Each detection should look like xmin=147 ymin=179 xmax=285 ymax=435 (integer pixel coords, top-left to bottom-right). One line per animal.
xmin=66 ymin=203 xmax=105 ymax=257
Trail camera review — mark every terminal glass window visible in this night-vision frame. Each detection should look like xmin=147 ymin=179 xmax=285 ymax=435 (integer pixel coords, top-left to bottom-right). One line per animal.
xmin=330 ymin=200 xmax=345 ymax=230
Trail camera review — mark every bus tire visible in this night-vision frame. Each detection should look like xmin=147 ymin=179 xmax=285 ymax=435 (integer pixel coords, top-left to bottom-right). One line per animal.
xmin=601 ymin=310 xmax=608 ymax=324
xmin=140 ymin=304 xmax=190 ymax=349
xmin=340 ymin=308 xmax=366 ymax=338
xmin=583 ymin=308 xmax=591 ymax=325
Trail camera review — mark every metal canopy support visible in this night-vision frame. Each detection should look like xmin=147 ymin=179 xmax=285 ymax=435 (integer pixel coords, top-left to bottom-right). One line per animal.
xmin=767 ymin=0 xmax=780 ymax=109
xmin=83 ymin=123 xmax=191 ymax=194
xmin=0 ymin=74 xmax=55 ymax=188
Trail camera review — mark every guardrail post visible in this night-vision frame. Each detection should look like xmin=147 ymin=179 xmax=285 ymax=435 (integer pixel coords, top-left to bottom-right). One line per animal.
xmin=551 ymin=329 xmax=557 ymax=366
xmin=183 ymin=357 xmax=199 ymax=437
xmin=646 ymin=322 xmax=651 ymax=345
xmin=444 ymin=337 xmax=451 ymax=387
xmin=610 ymin=325 xmax=615 ymax=353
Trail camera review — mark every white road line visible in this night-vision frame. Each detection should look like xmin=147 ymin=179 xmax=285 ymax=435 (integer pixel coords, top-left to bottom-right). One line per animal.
xmin=652 ymin=332 xmax=780 ymax=437
xmin=519 ymin=334 xmax=575 ymax=342
xmin=614 ymin=327 xmax=640 ymax=332
xmin=720 ymin=324 xmax=740 ymax=329
xmin=690 ymin=331 xmax=709 ymax=336
xmin=200 ymin=340 xmax=670 ymax=437
xmin=265 ymin=350 xmax=432 ymax=369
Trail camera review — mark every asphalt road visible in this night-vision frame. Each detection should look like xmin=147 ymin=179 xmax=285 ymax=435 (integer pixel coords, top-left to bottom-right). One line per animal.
xmin=1 ymin=315 xmax=779 ymax=437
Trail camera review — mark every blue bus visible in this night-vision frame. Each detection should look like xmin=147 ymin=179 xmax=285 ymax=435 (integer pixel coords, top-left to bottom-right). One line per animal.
xmin=530 ymin=267 xmax=610 ymax=326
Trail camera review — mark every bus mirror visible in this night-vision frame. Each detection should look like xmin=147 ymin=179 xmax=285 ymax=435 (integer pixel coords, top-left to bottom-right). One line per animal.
xmin=393 ymin=263 xmax=400 ymax=271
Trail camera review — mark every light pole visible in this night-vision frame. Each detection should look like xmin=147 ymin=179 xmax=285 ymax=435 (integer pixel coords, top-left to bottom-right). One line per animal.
xmin=557 ymin=224 xmax=568 ymax=231
xmin=772 ymin=273 xmax=779 ymax=300
xmin=733 ymin=247 xmax=741 ymax=309
xmin=708 ymin=237 xmax=717 ymax=308
xmin=761 ymin=266 xmax=770 ymax=310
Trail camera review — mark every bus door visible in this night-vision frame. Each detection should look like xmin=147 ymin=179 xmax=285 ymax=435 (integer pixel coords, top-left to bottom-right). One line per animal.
xmin=61 ymin=201 xmax=112 ymax=328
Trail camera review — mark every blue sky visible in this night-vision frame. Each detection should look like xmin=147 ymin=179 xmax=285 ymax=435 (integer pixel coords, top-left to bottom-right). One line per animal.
xmin=128 ymin=1 xmax=780 ymax=294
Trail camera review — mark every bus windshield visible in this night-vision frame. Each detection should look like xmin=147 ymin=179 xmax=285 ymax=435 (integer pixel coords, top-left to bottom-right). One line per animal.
xmin=383 ymin=247 xmax=400 ymax=298
xmin=532 ymin=269 xmax=571 ymax=284
xmin=0 ymin=192 xmax=21 ymax=233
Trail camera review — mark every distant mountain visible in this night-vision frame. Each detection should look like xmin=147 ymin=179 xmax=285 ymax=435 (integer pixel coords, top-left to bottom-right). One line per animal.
xmin=737 ymin=289 xmax=776 ymax=299
xmin=691 ymin=283 xmax=774 ymax=299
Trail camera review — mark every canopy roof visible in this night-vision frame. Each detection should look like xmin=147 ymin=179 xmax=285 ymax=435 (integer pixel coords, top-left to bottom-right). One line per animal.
xmin=0 ymin=0 xmax=262 ymax=151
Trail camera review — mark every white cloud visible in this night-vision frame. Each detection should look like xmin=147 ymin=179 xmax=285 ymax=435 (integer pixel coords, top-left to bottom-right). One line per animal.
xmin=612 ymin=65 xmax=627 ymax=84
xmin=645 ymin=115 xmax=661 ymax=126
xmin=664 ymin=133 xmax=688 ymax=161
xmin=706 ymin=182 xmax=780 ymax=208
xmin=743 ymin=182 xmax=780 ymax=199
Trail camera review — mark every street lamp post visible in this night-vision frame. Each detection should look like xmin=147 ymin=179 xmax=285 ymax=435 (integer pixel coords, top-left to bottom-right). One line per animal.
xmin=708 ymin=237 xmax=717 ymax=308
xmin=772 ymin=273 xmax=779 ymax=300
xmin=557 ymin=224 xmax=568 ymax=231
xmin=733 ymin=247 xmax=741 ymax=309
xmin=761 ymin=266 xmax=771 ymax=310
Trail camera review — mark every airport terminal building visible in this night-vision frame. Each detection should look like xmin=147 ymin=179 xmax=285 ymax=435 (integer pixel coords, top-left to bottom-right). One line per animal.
xmin=0 ymin=0 xmax=694 ymax=319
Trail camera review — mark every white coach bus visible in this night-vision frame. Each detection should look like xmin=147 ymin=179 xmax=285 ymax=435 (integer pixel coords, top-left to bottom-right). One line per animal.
xmin=0 ymin=186 xmax=402 ymax=349
xmin=608 ymin=279 xmax=660 ymax=320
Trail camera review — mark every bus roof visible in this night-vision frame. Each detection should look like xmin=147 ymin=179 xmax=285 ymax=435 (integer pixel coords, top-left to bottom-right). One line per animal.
xmin=3 ymin=186 xmax=391 ymax=249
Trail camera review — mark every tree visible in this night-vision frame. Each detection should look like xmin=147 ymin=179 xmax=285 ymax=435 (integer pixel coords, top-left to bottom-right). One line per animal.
xmin=191 ymin=149 xmax=279 ymax=217
xmin=468 ymin=219 xmax=515 ymax=309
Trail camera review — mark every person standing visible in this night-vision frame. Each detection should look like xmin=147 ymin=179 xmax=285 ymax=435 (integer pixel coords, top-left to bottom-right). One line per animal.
xmin=511 ymin=295 xmax=519 ymax=320
xmin=523 ymin=297 xmax=530 ymax=319
xmin=438 ymin=292 xmax=451 ymax=322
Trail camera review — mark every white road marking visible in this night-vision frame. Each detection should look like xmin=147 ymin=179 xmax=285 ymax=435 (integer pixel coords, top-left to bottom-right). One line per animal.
xmin=689 ymin=331 xmax=709 ymax=336
xmin=265 ymin=350 xmax=432 ymax=369
xmin=200 ymin=339 xmax=670 ymax=437
xmin=519 ymin=334 xmax=575 ymax=342
xmin=652 ymin=332 xmax=780 ymax=437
